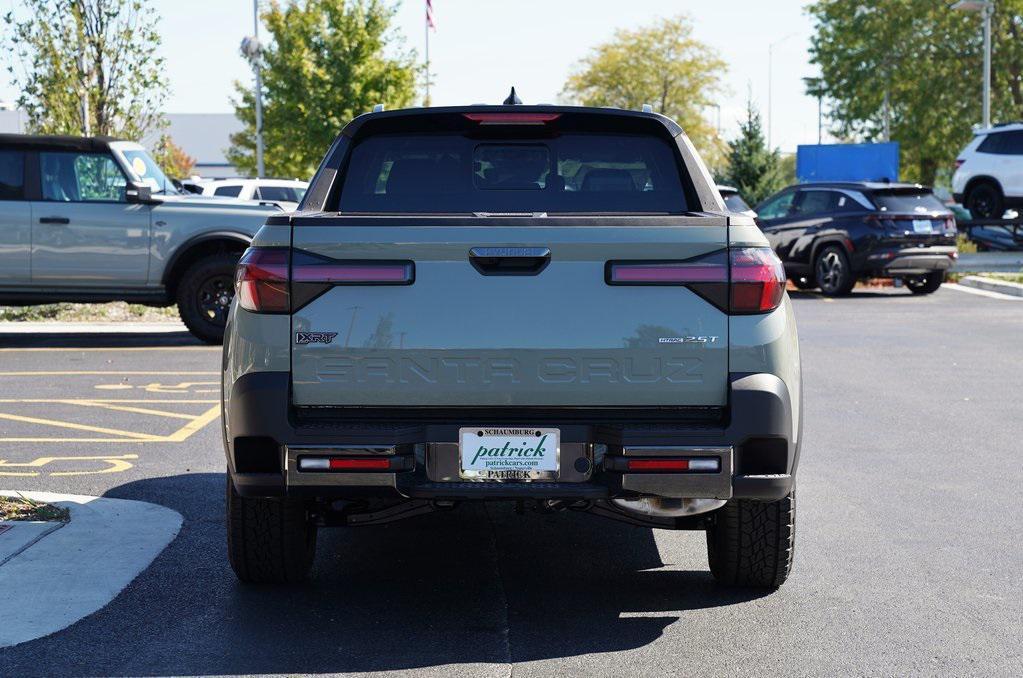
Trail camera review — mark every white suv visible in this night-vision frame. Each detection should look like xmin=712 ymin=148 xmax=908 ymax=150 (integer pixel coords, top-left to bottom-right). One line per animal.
xmin=952 ymin=122 xmax=1023 ymax=219
xmin=189 ymin=178 xmax=309 ymax=211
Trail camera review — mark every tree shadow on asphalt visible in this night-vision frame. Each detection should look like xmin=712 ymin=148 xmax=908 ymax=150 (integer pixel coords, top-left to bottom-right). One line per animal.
xmin=0 ymin=472 xmax=771 ymax=677
xmin=0 ymin=331 xmax=204 ymax=348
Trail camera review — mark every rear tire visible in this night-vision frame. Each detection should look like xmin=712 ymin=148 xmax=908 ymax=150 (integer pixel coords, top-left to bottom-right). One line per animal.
xmin=176 ymin=253 xmax=239 ymax=344
xmin=965 ymin=181 xmax=1004 ymax=220
xmin=906 ymin=271 xmax=944 ymax=295
xmin=706 ymin=489 xmax=796 ymax=588
xmin=227 ymin=476 xmax=317 ymax=584
xmin=814 ymin=245 xmax=855 ymax=296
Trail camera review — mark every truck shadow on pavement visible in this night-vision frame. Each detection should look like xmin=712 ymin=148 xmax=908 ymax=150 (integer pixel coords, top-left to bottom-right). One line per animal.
xmin=0 ymin=472 xmax=770 ymax=676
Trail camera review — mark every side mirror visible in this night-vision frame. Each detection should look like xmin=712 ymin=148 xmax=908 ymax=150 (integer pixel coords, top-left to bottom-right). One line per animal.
xmin=126 ymin=182 xmax=153 ymax=204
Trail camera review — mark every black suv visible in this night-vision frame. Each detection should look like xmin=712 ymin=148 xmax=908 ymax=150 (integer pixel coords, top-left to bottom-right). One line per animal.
xmin=754 ymin=182 xmax=958 ymax=296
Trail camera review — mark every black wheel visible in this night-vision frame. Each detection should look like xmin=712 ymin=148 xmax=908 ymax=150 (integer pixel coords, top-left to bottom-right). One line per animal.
xmin=814 ymin=245 xmax=855 ymax=296
xmin=227 ymin=475 xmax=317 ymax=584
xmin=706 ymin=489 xmax=796 ymax=588
xmin=176 ymin=253 xmax=239 ymax=344
xmin=965 ymin=181 xmax=1004 ymax=219
xmin=906 ymin=271 xmax=944 ymax=295
xmin=790 ymin=276 xmax=816 ymax=290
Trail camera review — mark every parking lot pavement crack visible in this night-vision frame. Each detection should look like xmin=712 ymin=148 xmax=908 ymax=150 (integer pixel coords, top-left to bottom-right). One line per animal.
xmin=482 ymin=502 xmax=515 ymax=677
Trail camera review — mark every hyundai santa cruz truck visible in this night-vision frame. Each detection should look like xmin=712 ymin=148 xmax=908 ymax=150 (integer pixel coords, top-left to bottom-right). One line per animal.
xmin=222 ymin=105 xmax=802 ymax=588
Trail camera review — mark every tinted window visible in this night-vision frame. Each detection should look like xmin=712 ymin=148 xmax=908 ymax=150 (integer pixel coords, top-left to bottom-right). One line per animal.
xmin=794 ymin=190 xmax=835 ymax=216
xmin=977 ymin=130 xmax=1023 ymax=155
xmin=40 ymin=152 xmax=126 ymax=202
xmin=338 ymin=133 xmax=687 ymax=214
xmin=872 ymin=190 xmax=949 ymax=213
xmin=214 ymin=185 xmax=243 ymax=197
xmin=256 ymin=186 xmax=298 ymax=202
xmin=0 ymin=150 xmax=25 ymax=200
xmin=757 ymin=191 xmax=795 ymax=220
xmin=722 ymin=192 xmax=751 ymax=212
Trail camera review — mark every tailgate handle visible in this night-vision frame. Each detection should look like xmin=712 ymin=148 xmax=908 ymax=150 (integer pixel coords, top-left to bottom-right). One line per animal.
xmin=469 ymin=247 xmax=550 ymax=276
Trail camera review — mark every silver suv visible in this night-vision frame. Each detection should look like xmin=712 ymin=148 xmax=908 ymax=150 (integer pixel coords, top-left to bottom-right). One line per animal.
xmin=222 ymin=105 xmax=802 ymax=588
xmin=0 ymin=134 xmax=280 ymax=342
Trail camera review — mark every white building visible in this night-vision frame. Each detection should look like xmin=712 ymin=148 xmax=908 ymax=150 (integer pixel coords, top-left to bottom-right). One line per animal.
xmin=0 ymin=108 xmax=245 ymax=179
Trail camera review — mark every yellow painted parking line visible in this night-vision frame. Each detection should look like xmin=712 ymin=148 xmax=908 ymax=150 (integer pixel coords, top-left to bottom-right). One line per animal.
xmin=0 ymin=346 xmax=219 ymax=353
xmin=0 ymin=399 xmax=218 ymax=404
xmin=0 ymin=454 xmax=139 ymax=476
xmin=57 ymin=400 xmax=198 ymax=420
xmin=0 ymin=411 xmax=163 ymax=441
xmin=164 ymin=404 xmax=222 ymax=442
xmin=0 ymin=371 xmax=218 ymax=376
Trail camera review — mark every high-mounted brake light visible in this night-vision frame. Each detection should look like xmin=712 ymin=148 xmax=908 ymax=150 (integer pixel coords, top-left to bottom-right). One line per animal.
xmin=235 ymin=247 xmax=289 ymax=313
xmin=462 ymin=113 xmax=561 ymax=125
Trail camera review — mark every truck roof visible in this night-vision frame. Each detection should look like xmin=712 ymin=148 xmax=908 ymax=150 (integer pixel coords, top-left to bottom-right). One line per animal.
xmin=0 ymin=133 xmax=122 ymax=152
xmin=340 ymin=105 xmax=684 ymax=138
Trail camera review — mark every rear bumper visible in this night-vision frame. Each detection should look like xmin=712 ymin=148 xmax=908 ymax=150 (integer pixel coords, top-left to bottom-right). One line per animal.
xmin=224 ymin=371 xmax=798 ymax=502
xmin=864 ymin=245 xmax=958 ymax=277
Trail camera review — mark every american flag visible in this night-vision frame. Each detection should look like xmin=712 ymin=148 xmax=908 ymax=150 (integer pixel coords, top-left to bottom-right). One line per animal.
xmin=426 ymin=0 xmax=436 ymax=31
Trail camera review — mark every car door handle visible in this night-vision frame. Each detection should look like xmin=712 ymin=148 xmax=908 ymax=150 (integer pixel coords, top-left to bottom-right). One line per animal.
xmin=469 ymin=247 xmax=551 ymax=275
xmin=39 ymin=217 xmax=70 ymax=225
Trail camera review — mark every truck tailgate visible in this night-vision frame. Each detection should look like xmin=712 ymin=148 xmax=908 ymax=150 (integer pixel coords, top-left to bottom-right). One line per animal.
xmin=290 ymin=218 xmax=729 ymax=408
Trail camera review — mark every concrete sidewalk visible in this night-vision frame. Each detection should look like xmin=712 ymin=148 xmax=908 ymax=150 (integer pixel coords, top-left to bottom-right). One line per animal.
xmin=0 ymin=491 xmax=182 ymax=648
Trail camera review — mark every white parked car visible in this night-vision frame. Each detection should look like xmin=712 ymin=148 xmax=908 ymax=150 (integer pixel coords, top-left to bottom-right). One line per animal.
xmin=189 ymin=178 xmax=309 ymax=211
xmin=716 ymin=184 xmax=757 ymax=217
xmin=952 ymin=122 xmax=1023 ymax=219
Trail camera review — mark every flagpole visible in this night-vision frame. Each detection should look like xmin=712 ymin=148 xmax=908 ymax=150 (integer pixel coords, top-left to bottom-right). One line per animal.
xmin=425 ymin=6 xmax=430 ymax=107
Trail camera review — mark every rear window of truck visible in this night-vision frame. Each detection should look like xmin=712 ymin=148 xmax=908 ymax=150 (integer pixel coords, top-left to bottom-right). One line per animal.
xmin=337 ymin=133 xmax=688 ymax=214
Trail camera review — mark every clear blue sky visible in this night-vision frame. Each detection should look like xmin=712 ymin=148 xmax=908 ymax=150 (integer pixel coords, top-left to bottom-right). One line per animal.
xmin=1 ymin=0 xmax=826 ymax=153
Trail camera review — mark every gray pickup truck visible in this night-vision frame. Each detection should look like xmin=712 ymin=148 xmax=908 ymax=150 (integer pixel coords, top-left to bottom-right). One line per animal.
xmin=0 ymin=134 xmax=279 ymax=342
xmin=223 ymin=105 xmax=802 ymax=589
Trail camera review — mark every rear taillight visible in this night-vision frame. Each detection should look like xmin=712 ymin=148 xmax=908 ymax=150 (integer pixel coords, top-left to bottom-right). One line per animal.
xmin=236 ymin=248 xmax=415 ymax=314
xmin=291 ymin=250 xmax=414 ymax=311
xmin=235 ymin=247 xmax=289 ymax=313
xmin=606 ymin=247 xmax=785 ymax=315
xmin=729 ymin=247 xmax=786 ymax=314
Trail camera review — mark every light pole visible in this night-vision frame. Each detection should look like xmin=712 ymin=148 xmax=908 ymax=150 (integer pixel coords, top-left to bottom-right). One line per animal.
xmin=241 ymin=0 xmax=265 ymax=178
xmin=767 ymin=33 xmax=797 ymax=150
xmin=952 ymin=0 xmax=994 ymax=129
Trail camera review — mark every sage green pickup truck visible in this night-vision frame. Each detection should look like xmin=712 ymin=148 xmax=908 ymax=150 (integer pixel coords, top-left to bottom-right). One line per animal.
xmin=0 ymin=133 xmax=280 ymax=342
xmin=222 ymin=105 xmax=802 ymax=589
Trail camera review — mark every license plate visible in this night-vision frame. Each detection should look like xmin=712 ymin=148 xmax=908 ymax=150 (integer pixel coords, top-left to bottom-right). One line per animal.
xmin=459 ymin=427 xmax=560 ymax=481
xmin=912 ymin=219 xmax=934 ymax=233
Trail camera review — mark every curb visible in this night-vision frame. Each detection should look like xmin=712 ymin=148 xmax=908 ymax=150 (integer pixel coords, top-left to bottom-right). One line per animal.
xmin=0 ymin=491 xmax=182 ymax=649
xmin=958 ymin=275 xmax=1023 ymax=298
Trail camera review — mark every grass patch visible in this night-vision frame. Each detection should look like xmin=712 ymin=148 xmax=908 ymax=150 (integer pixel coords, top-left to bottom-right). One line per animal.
xmin=0 ymin=495 xmax=71 ymax=522
xmin=975 ymin=272 xmax=1023 ymax=284
xmin=956 ymin=234 xmax=978 ymax=254
xmin=0 ymin=302 xmax=179 ymax=323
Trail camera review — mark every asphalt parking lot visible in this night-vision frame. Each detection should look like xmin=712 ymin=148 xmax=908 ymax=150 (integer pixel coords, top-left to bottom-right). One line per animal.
xmin=0 ymin=285 xmax=1020 ymax=676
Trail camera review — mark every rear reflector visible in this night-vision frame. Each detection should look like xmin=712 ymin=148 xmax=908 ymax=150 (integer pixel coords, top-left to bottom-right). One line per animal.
xmin=626 ymin=458 xmax=721 ymax=472
xmin=463 ymin=112 xmax=561 ymax=125
xmin=236 ymin=247 xmax=289 ymax=313
xmin=298 ymin=457 xmax=391 ymax=471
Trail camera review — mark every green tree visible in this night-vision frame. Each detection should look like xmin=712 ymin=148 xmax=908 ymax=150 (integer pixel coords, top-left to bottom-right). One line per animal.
xmin=560 ymin=15 xmax=728 ymax=174
xmin=727 ymin=99 xmax=785 ymax=205
xmin=229 ymin=0 xmax=418 ymax=179
xmin=808 ymin=0 xmax=1023 ymax=185
xmin=151 ymin=135 xmax=196 ymax=179
xmin=3 ymin=0 xmax=166 ymax=139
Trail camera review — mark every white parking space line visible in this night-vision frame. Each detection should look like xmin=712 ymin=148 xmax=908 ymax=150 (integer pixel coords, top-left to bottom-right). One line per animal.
xmin=942 ymin=283 xmax=1023 ymax=301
